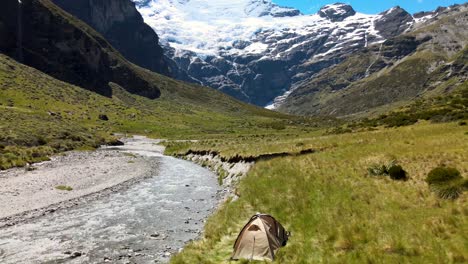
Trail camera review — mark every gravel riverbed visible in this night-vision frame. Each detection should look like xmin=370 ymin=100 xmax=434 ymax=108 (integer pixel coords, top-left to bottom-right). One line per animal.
xmin=0 ymin=136 xmax=221 ymax=263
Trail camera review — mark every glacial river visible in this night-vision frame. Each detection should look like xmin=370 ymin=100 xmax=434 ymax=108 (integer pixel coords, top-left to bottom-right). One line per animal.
xmin=0 ymin=137 xmax=220 ymax=263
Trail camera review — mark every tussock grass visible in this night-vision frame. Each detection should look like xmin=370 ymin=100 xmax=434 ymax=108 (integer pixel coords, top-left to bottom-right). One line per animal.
xmin=171 ymin=123 xmax=468 ymax=263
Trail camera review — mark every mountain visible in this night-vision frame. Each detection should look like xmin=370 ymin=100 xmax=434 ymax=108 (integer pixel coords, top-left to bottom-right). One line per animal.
xmin=51 ymin=0 xmax=171 ymax=76
xmin=0 ymin=0 xmax=161 ymax=98
xmin=0 ymin=0 xmax=300 ymax=134
xmin=278 ymin=4 xmax=468 ymax=117
xmin=134 ymin=0 xmax=415 ymax=106
xmin=1 ymin=0 xmax=319 ymax=169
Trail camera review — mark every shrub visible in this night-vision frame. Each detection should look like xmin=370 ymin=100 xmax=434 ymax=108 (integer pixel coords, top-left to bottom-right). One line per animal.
xmin=388 ymin=165 xmax=408 ymax=181
xmin=366 ymin=158 xmax=408 ymax=181
xmin=366 ymin=157 xmax=396 ymax=177
xmin=367 ymin=164 xmax=388 ymax=176
xmin=426 ymin=167 xmax=465 ymax=200
xmin=426 ymin=167 xmax=461 ymax=185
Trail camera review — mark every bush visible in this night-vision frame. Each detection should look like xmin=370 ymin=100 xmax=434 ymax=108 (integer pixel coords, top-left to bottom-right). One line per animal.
xmin=388 ymin=165 xmax=408 ymax=181
xmin=367 ymin=164 xmax=388 ymax=176
xmin=367 ymin=160 xmax=408 ymax=181
xmin=426 ymin=166 xmax=465 ymax=200
xmin=426 ymin=167 xmax=461 ymax=185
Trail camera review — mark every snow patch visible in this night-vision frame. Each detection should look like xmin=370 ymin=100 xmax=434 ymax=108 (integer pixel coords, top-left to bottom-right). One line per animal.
xmin=321 ymin=3 xmax=350 ymax=16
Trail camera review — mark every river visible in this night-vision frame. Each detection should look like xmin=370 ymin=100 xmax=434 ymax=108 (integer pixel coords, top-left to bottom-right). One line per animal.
xmin=0 ymin=137 xmax=221 ymax=263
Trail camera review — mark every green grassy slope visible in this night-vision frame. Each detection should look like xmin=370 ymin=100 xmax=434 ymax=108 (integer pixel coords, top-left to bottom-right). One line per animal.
xmin=168 ymin=122 xmax=468 ymax=263
xmin=0 ymin=54 xmax=325 ymax=169
xmin=0 ymin=0 xmax=333 ymax=170
xmin=354 ymin=81 xmax=468 ymax=129
xmin=280 ymin=6 xmax=468 ymax=118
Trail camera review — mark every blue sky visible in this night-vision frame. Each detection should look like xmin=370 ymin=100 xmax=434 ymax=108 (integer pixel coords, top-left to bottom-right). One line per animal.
xmin=273 ymin=0 xmax=467 ymax=14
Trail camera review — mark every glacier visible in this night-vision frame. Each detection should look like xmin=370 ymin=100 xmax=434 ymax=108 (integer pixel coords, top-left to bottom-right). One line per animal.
xmin=132 ymin=0 xmax=415 ymax=107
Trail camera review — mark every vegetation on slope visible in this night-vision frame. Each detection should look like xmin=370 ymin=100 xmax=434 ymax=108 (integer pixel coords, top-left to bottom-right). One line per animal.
xmin=0 ymin=54 xmax=325 ymax=169
xmin=322 ymin=82 xmax=467 ymax=134
xmin=280 ymin=6 xmax=467 ymax=117
xmin=0 ymin=0 xmax=335 ymax=170
xmin=169 ymin=122 xmax=468 ymax=263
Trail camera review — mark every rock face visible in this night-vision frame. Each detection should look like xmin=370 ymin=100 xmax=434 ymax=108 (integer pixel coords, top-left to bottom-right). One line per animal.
xmin=135 ymin=0 xmax=415 ymax=106
xmin=374 ymin=7 xmax=414 ymax=39
xmin=318 ymin=3 xmax=356 ymax=22
xmin=0 ymin=0 xmax=160 ymax=98
xmin=278 ymin=4 xmax=468 ymax=117
xmin=52 ymin=0 xmax=171 ymax=76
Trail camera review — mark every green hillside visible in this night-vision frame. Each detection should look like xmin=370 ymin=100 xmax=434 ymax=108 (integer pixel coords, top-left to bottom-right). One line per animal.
xmin=0 ymin=0 xmax=331 ymax=170
xmin=0 ymin=54 xmax=322 ymax=169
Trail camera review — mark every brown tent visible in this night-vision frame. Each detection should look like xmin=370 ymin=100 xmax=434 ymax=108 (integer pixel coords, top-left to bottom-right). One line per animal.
xmin=232 ymin=213 xmax=289 ymax=261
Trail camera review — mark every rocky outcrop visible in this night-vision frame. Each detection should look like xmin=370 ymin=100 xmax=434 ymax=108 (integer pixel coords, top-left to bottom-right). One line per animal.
xmin=0 ymin=0 xmax=160 ymax=98
xmin=374 ymin=7 xmax=414 ymax=39
xmin=52 ymin=0 xmax=172 ymax=76
xmin=318 ymin=3 xmax=356 ymax=22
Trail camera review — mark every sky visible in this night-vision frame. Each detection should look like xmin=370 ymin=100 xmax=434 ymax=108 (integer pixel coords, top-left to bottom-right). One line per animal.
xmin=273 ymin=0 xmax=468 ymax=14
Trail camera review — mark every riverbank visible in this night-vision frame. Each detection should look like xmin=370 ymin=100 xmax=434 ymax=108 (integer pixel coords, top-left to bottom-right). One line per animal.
xmin=0 ymin=137 xmax=161 ymax=228
xmin=169 ymin=123 xmax=468 ymax=263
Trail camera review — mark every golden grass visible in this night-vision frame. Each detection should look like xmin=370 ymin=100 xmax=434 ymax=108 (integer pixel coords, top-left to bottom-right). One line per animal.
xmin=171 ymin=122 xmax=468 ymax=263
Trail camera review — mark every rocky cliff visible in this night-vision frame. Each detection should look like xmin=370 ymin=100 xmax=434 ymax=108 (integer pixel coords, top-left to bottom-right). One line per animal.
xmin=51 ymin=0 xmax=174 ymax=77
xmin=0 ymin=0 xmax=160 ymax=98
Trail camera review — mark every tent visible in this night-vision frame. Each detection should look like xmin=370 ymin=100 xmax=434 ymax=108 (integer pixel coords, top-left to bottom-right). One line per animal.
xmin=232 ymin=213 xmax=289 ymax=261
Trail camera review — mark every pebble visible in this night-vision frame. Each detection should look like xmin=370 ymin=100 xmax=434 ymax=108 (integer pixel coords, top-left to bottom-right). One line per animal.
xmin=68 ymin=252 xmax=82 ymax=258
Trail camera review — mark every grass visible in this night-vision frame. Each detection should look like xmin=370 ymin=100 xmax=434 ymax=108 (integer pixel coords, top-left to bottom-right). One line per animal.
xmin=55 ymin=185 xmax=73 ymax=191
xmin=325 ymin=82 xmax=468 ymax=134
xmin=0 ymin=54 xmax=329 ymax=170
xmin=170 ymin=122 xmax=468 ymax=263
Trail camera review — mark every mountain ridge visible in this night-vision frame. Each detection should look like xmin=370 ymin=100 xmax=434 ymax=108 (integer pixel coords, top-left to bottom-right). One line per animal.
xmin=135 ymin=0 xmax=417 ymax=106
xmin=278 ymin=3 xmax=468 ymax=117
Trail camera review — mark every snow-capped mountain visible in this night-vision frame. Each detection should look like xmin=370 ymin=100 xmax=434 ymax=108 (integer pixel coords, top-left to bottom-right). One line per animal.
xmin=134 ymin=0 xmax=415 ymax=106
